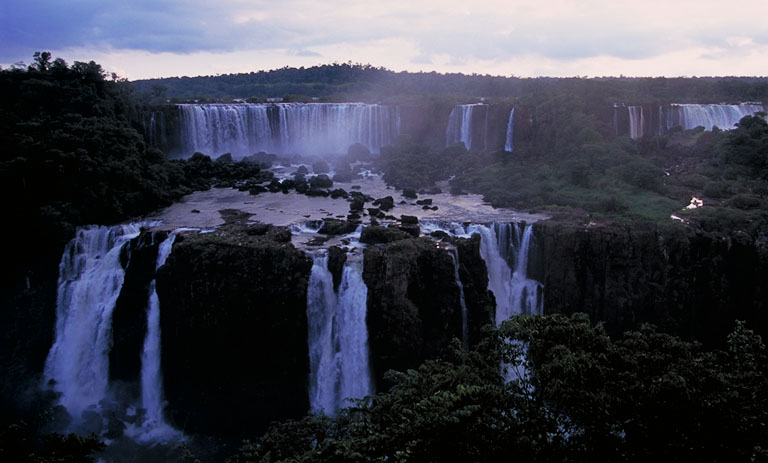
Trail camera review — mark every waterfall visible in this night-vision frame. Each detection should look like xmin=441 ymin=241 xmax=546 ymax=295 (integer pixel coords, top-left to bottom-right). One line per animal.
xmin=131 ymin=230 xmax=188 ymax=443
xmin=670 ymin=103 xmax=765 ymax=131
xmin=307 ymin=255 xmax=373 ymax=414
xmin=448 ymin=249 xmax=469 ymax=348
xmin=504 ymin=108 xmax=515 ymax=152
xmin=628 ymin=106 xmax=645 ymax=140
xmin=420 ymin=221 xmax=544 ymax=325
xmin=43 ymin=224 xmax=145 ymax=420
xmin=446 ymin=104 xmax=487 ymax=150
xmin=466 ymin=223 xmax=543 ymax=324
xmin=177 ymin=103 xmax=400 ymax=158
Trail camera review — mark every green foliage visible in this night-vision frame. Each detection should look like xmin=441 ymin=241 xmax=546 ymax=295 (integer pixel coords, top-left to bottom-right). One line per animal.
xmin=234 ymin=315 xmax=768 ymax=462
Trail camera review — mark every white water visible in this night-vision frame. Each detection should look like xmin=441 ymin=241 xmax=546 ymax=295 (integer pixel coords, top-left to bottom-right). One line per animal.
xmin=448 ymin=249 xmax=469 ymax=347
xmin=131 ymin=230 xmax=190 ymax=443
xmin=446 ymin=104 xmax=488 ymax=150
xmin=423 ymin=221 xmax=543 ymax=325
xmin=178 ymin=103 xmax=400 ymax=158
xmin=504 ymin=108 xmax=515 ymax=152
xmin=307 ymin=256 xmax=373 ymax=414
xmin=628 ymin=106 xmax=645 ymax=140
xmin=43 ymin=224 xmax=145 ymax=420
xmin=671 ymin=103 xmax=765 ymax=131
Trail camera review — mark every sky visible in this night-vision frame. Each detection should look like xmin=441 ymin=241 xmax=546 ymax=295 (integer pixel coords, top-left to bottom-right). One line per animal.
xmin=1 ymin=0 xmax=767 ymax=80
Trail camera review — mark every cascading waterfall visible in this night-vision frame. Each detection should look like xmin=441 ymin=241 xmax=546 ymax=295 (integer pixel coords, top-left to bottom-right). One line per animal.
xmin=670 ymin=103 xmax=765 ymax=131
xmin=448 ymin=249 xmax=469 ymax=348
xmin=130 ymin=230 xmax=188 ymax=443
xmin=628 ymin=105 xmax=645 ymax=140
xmin=504 ymin=108 xmax=515 ymax=152
xmin=43 ymin=224 xmax=145 ymax=421
xmin=177 ymin=103 xmax=400 ymax=158
xmin=420 ymin=221 xmax=544 ymax=325
xmin=446 ymin=104 xmax=488 ymax=150
xmin=468 ymin=223 xmax=542 ymax=324
xmin=306 ymin=255 xmax=373 ymax=414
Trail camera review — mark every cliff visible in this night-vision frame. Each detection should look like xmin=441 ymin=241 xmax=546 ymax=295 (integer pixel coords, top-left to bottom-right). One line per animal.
xmin=155 ymin=225 xmax=313 ymax=437
xmin=535 ymin=221 xmax=768 ymax=344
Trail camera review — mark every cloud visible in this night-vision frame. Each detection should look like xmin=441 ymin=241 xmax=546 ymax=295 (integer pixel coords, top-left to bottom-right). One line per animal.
xmin=2 ymin=0 xmax=768 ymax=77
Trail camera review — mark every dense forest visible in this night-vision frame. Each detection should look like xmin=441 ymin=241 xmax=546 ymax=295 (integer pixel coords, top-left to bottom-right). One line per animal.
xmin=132 ymin=62 xmax=768 ymax=104
xmin=2 ymin=53 xmax=768 ymax=462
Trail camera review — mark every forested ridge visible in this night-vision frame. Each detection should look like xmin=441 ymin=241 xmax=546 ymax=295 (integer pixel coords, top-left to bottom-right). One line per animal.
xmin=132 ymin=62 xmax=768 ymax=104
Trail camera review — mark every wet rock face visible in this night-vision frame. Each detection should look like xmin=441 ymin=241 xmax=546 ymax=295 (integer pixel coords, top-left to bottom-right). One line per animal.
xmin=110 ymin=230 xmax=166 ymax=383
xmin=156 ymin=229 xmax=312 ymax=437
xmin=536 ymin=222 xmax=768 ymax=344
xmin=363 ymin=237 xmax=495 ymax=390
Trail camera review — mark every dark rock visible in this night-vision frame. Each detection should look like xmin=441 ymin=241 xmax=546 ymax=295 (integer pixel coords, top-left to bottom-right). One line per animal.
xmin=296 ymin=165 xmax=309 ymax=175
xmin=280 ymin=179 xmax=297 ymax=191
xmin=319 ymin=219 xmax=358 ymax=235
xmin=309 ymin=175 xmax=333 ymax=189
xmin=268 ymin=228 xmax=292 ymax=243
xmin=327 ymin=246 xmax=347 ymax=291
xmin=191 ymin=209 xmax=200 ymax=213
xmin=246 ymin=223 xmax=271 ymax=236
xmin=363 ymin=237 xmax=495 ymax=389
xmin=399 ymin=200 xmax=407 ymax=205
xmin=110 ymin=230 xmax=165 ymax=382
xmin=400 ymin=215 xmax=419 ymax=225
xmin=330 ymin=188 xmax=349 ymax=199
xmin=367 ymin=208 xmax=386 ymax=219
xmin=535 ymin=221 xmax=768 ymax=343
xmin=351 ymin=185 xmax=362 ymax=190
xmin=349 ymin=200 xmax=365 ymax=212
xmin=399 ymin=225 xmax=420 ymax=237
xmin=305 ymin=188 xmax=329 ymax=197
xmin=156 ymin=230 xmax=312 ymax=437
xmin=249 ymin=186 xmax=268 ymax=195
xmin=373 ymin=196 xmax=395 ymax=211
xmin=416 ymin=199 xmax=433 ymax=205
xmin=360 ymin=226 xmax=413 ymax=245
xmin=347 ymin=213 xmax=362 ymax=221
xmin=215 ymin=153 xmax=233 ymax=164
xmin=430 ymin=230 xmax=450 ymax=240
xmin=402 ymin=188 xmax=418 ymax=199
xmin=267 ymin=179 xmax=282 ymax=193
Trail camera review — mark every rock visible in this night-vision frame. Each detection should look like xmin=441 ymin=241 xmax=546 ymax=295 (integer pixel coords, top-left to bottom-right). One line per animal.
xmin=246 ymin=223 xmax=271 ymax=236
xmin=416 ymin=199 xmax=433 ymax=206
xmin=330 ymin=188 xmax=349 ymax=199
xmin=347 ymin=213 xmax=362 ymax=221
xmin=191 ymin=209 xmax=200 ymax=213
xmin=318 ymin=219 xmax=358 ymax=235
xmin=296 ymin=165 xmax=309 ymax=175
xmin=363 ymin=237 xmax=495 ymax=389
xmin=402 ymin=188 xmax=418 ymax=199
xmin=373 ymin=196 xmax=395 ymax=211
xmin=430 ymin=230 xmax=450 ymax=240
xmin=399 ymin=225 xmax=420 ymax=237
xmin=426 ymin=187 xmax=442 ymax=195
xmin=249 ymin=186 xmax=268 ymax=195
xmin=400 ymin=215 xmax=419 ymax=225
xmin=309 ymin=175 xmax=333 ymax=189
xmin=305 ymin=188 xmax=329 ymax=197
xmin=349 ymin=200 xmax=365 ymax=212
xmin=267 ymin=179 xmax=282 ymax=193
xmin=156 ymin=229 xmax=312 ymax=437
xmin=360 ymin=226 xmax=413 ymax=245
xmin=327 ymin=246 xmax=347 ymax=291
xmin=351 ymin=185 xmax=362 ymax=190
xmin=367 ymin=208 xmax=386 ymax=219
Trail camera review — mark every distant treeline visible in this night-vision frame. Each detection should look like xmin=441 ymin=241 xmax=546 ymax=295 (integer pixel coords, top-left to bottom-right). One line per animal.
xmin=131 ymin=62 xmax=768 ymax=104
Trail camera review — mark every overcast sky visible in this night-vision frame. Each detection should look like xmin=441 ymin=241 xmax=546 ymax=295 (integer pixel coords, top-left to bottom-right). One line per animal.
xmin=1 ymin=0 xmax=766 ymax=80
